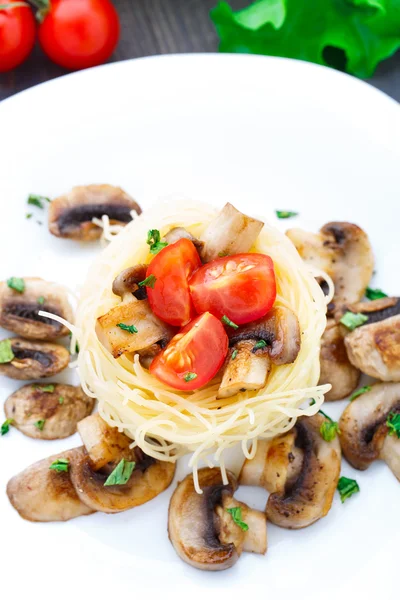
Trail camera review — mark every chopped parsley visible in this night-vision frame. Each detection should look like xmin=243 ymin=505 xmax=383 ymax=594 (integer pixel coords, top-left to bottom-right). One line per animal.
xmin=218 ymin=251 xmax=228 ymax=258
xmin=226 ymin=507 xmax=249 ymax=531
xmin=184 ymin=372 xmax=197 ymax=382
xmin=337 ymin=476 xmax=360 ymax=503
xmin=34 ymin=420 xmax=46 ymax=431
xmin=104 ymin=458 xmax=136 ymax=486
xmin=387 ymin=412 xmax=400 ymax=438
xmin=27 ymin=194 xmax=51 ymax=209
xmin=222 ymin=315 xmax=239 ymax=329
xmin=1 ymin=418 xmax=14 ymax=436
xmin=253 ymin=340 xmax=267 ymax=351
xmin=7 ymin=277 xmax=25 ymax=293
xmin=146 ymin=229 xmax=168 ymax=255
xmin=117 ymin=323 xmax=138 ymax=334
xmin=366 ymin=287 xmax=387 ymax=300
xmin=231 ymin=349 xmax=238 ymax=360
xmin=349 ymin=386 xmax=371 ymax=402
xmin=320 ymin=419 xmax=340 ymax=442
xmin=340 ymin=311 xmax=368 ymax=331
xmin=0 ymin=339 xmax=15 ymax=364
xmin=33 ymin=384 xmax=55 ymax=393
xmin=26 ymin=213 xmax=33 ymax=219
xmin=58 ymin=396 xmax=64 ymax=405
xmin=138 ymin=274 xmax=157 ymax=289
xmin=37 ymin=296 xmax=45 ymax=305
xmin=49 ymin=458 xmax=69 ymax=473
xmin=276 ymin=210 xmax=298 ymax=219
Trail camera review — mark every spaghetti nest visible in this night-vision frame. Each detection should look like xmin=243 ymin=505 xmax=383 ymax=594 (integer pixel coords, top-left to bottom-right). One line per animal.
xmin=73 ymin=201 xmax=330 ymax=489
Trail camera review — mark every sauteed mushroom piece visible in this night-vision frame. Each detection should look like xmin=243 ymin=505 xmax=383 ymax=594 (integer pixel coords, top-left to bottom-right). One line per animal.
xmin=339 ymin=382 xmax=400 ymax=480
xmin=0 ymin=277 xmax=73 ymax=340
xmin=218 ymin=307 xmax=301 ymax=398
xmin=77 ymin=413 xmax=132 ymax=470
xmin=200 ymin=203 xmax=264 ymax=263
xmin=0 ymin=338 xmax=69 ymax=380
xmin=4 ymin=383 xmax=94 ymax=440
xmin=7 ymin=447 xmax=95 ymax=522
xmin=49 ymin=184 xmax=142 ymax=241
xmin=240 ymin=414 xmax=341 ymax=529
xmin=168 ymin=468 xmax=267 ymax=571
xmin=163 ymin=227 xmax=204 ymax=253
xmin=112 ymin=264 xmax=148 ymax=301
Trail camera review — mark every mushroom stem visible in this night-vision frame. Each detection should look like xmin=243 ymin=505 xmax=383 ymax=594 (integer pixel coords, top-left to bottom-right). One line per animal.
xmin=217 ymin=342 xmax=271 ymax=399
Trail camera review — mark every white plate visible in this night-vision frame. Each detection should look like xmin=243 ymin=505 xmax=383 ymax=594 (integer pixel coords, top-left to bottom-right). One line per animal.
xmin=0 ymin=54 xmax=399 ymax=599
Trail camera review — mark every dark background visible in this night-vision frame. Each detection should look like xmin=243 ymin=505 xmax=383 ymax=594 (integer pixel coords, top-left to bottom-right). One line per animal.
xmin=1 ymin=0 xmax=399 ymax=102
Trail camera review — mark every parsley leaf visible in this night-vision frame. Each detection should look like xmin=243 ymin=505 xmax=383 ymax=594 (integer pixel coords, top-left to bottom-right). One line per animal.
xmin=58 ymin=396 xmax=64 ymax=404
xmin=34 ymin=419 xmax=46 ymax=431
xmin=366 ymin=287 xmax=388 ymax=300
xmin=0 ymin=339 xmax=15 ymax=364
xmin=104 ymin=458 xmax=136 ymax=486
xmin=276 ymin=210 xmax=298 ymax=219
xmin=320 ymin=420 xmax=340 ymax=442
xmin=253 ymin=340 xmax=267 ymax=350
xmin=37 ymin=296 xmax=45 ymax=305
xmin=49 ymin=458 xmax=69 ymax=473
xmin=7 ymin=277 xmax=25 ymax=293
xmin=387 ymin=412 xmax=400 ymax=438
xmin=26 ymin=213 xmax=33 ymax=219
xmin=117 ymin=323 xmax=138 ymax=334
xmin=27 ymin=194 xmax=50 ymax=209
xmin=184 ymin=372 xmax=197 ymax=382
xmin=340 ymin=311 xmax=368 ymax=331
xmin=349 ymin=385 xmax=371 ymax=401
xmin=33 ymin=384 xmax=55 ymax=393
xmin=226 ymin=506 xmax=249 ymax=531
xmin=146 ymin=229 xmax=168 ymax=255
xmin=138 ymin=274 xmax=157 ymax=288
xmin=222 ymin=315 xmax=239 ymax=329
xmin=231 ymin=349 xmax=238 ymax=360
xmin=337 ymin=476 xmax=360 ymax=503
xmin=1 ymin=418 xmax=14 ymax=436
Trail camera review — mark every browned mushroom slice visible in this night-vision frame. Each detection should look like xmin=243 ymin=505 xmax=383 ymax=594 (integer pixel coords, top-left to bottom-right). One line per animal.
xmin=77 ymin=413 xmax=132 ymax=470
xmin=344 ymin=297 xmax=400 ymax=324
xmin=112 ymin=265 xmax=148 ymax=301
xmin=339 ymin=382 xmax=400 ymax=480
xmin=319 ymin=319 xmax=360 ymax=401
xmin=0 ymin=338 xmax=70 ymax=380
xmin=7 ymin=447 xmax=95 ymax=522
xmin=163 ymin=227 xmax=204 ymax=253
xmin=70 ymin=446 xmax=175 ymax=513
xmin=4 ymin=383 xmax=94 ymax=440
xmin=218 ymin=341 xmax=271 ymax=399
xmin=48 ymin=184 xmax=142 ymax=241
xmin=0 ymin=277 xmax=73 ymax=340
xmin=200 ymin=203 xmax=264 ymax=263
xmin=217 ymin=496 xmax=267 ymax=555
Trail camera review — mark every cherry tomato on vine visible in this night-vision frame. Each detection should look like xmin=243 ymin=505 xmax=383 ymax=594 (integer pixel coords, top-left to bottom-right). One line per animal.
xmin=37 ymin=0 xmax=120 ymax=70
xmin=0 ymin=1 xmax=36 ymax=73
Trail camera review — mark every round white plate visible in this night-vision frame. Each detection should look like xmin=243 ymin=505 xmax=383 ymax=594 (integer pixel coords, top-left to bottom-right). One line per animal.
xmin=0 ymin=54 xmax=399 ymax=599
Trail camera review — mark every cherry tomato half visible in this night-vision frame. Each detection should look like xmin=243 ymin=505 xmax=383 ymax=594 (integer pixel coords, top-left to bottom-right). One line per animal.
xmin=0 ymin=2 xmax=36 ymax=73
xmin=146 ymin=238 xmax=201 ymax=327
xmin=38 ymin=0 xmax=120 ymax=70
xmin=189 ymin=253 xmax=276 ymax=325
xmin=150 ymin=312 xmax=228 ymax=391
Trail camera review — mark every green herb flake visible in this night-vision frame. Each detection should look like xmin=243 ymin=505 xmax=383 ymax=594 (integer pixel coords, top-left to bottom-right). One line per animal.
xmin=0 ymin=339 xmax=15 ymax=364
xmin=320 ymin=420 xmax=340 ymax=442
xmin=349 ymin=385 xmax=372 ymax=402
xmin=37 ymin=296 xmax=45 ymax=305
xmin=27 ymin=194 xmax=50 ymax=209
xmin=33 ymin=384 xmax=55 ymax=393
xmin=7 ymin=277 xmax=25 ymax=293
xmin=231 ymin=349 xmax=238 ymax=360
xmin=218 ymin=251 xmax=228 ymax=257
xmin=184 ymin=372 xmax=198 ymax=382
xmin=104 ymin=458 xmax=136 ymax=486
xmin=222 ymin=315 xmax=239 ymax=329
xmin=117 ymin=323 xmax=138 ymax=334
xmin=26 ymin=213 xmax=33 ymax=219
xmin=226 ymin=506 xmax=249 ymax=531
xmin=340 ymin=311 xmax=368 ymax=331
xmin=34 ymin=419 xmax=46 ymax=431
xmin=1 ymin=418 xmax=14 ymax=436
xmin=253 ymin=340 xmax=267 ymax=350
xmin=146 ymin=229 xmax=168 ymax=255
xmin=275 ymin=210 xmax=298 ymax=219
xmin=138 ymin=274 xmax=157 ymax=289
xmin=49 ymin=458 xmax=69 ymax=473
xmin=387 ymin=412 xmax=400 ymax=438
xmin=309 ymin=398 xmax=316 ymax=406
xmin=337 ymin=476 xmax=360 ymax=503
xmin=366 ymin=287 xmax=388 ymax=300
xmin=58 ymin=396 xmax=64 ymax=405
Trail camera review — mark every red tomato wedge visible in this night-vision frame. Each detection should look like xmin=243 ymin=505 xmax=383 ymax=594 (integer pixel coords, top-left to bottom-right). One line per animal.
xmin=146 ymin=238 xmax=201 ymax=327
xmin=189 ymin=253 xmax=276 ymax=325
xmin=150 ymin=312 xmax=228 ymax=391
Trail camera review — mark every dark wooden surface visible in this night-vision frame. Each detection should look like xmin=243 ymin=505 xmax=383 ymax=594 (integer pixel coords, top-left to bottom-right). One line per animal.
xmin=0 ymin=0 xmax=399 ymax=102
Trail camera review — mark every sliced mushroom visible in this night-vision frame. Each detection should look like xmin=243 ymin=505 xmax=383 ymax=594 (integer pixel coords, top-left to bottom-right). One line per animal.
xmin=112 ymin=264 xmax=148 ymax=301
xmin=0 ymin=277 xmax=73 ymax=340
xmin=319 ymin=319 xmax=360 ymax=401
xmin=343 ymin=297 xmax=400 ymax=325
xmin=218 ymin=307 xmax=301 ymax=398
xmin=240 ymin=414 xmax=341 ymax=529
xmin=4 ymin=383 xmax=94 ymax=440
xmin=49 ymin=184 xmax=142 ymax=241
xmin=7 ymin=447 xmax=95 ymax=522
xmin=168 ymin=468 xmax=267 ymax=571
xmin=77 ymin=413 xmax=132 ymax=470
xmin=200 ymin=203 xmax=264 ymax=263
xmin=70 ymin=446 xmax=175 ymax=513
xmin=0 ymin=338 xmax=70 ymax=380
xmin=339 ymin=382 xmax=400 ymax=480
xmin=163 ymin=227 xmax=204 ymax=253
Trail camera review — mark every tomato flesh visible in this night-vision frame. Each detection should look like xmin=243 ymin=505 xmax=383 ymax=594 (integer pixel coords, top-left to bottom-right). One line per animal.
xmin=0 ymin=3 xmax=36 ymax=73
xmin=146 ymin=238 xmax=201 ymax=327
xmin=150 ymin=312 xmax=228 ymax=391
xmin=189 ymin=253 xmax=276 ymax=325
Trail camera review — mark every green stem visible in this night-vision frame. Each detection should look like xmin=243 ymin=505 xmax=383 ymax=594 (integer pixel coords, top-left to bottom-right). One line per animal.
xmin=0 ymin=2 xmax=29 ymax=9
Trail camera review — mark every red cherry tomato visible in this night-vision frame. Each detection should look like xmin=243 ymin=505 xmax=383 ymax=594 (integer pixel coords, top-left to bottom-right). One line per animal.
xmin=146 ymin=238 xmax=202 ymax=327
xmin=38 ymin=0 xmax=120 ymax=70
xmin=189 ymin=253 xmax=276 ymax=325
xmin=0 ymin=2 xmax=36 ymax=73
xmin=150 ymin=312 xmax=228 ymax=391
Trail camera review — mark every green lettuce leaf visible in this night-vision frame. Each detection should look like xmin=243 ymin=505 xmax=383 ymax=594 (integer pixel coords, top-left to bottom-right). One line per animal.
xmin=211 ymin=0 xmax=400 ymax=78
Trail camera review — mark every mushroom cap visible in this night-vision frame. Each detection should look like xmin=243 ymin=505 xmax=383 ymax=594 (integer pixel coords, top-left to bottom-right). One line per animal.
xmin=77 ymin=413 xmax=132 ymax=470
xmin=112 ymin=265 xmax=148 ymax=300
xmin=69 ymin=447 xmax=175 ymax=513
xmin=0 ymin=338 xmax=70 ymax=380
xmin=0 ymin=278 xmax=73 ymax=340
xmin=7 ymin=447 xmax=95 ymax=522
xmin=339 ymin=382 xmax=400 ymax=472
xmin=4 ymin=384 xmax=94 ymax=440
xmin=168 ymin=468 xmax=240 ymax=571
xmin=48 ymin=184 xmax=142 ymax=241
xmin=163 ymin=227 xmax=204 ymax=253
